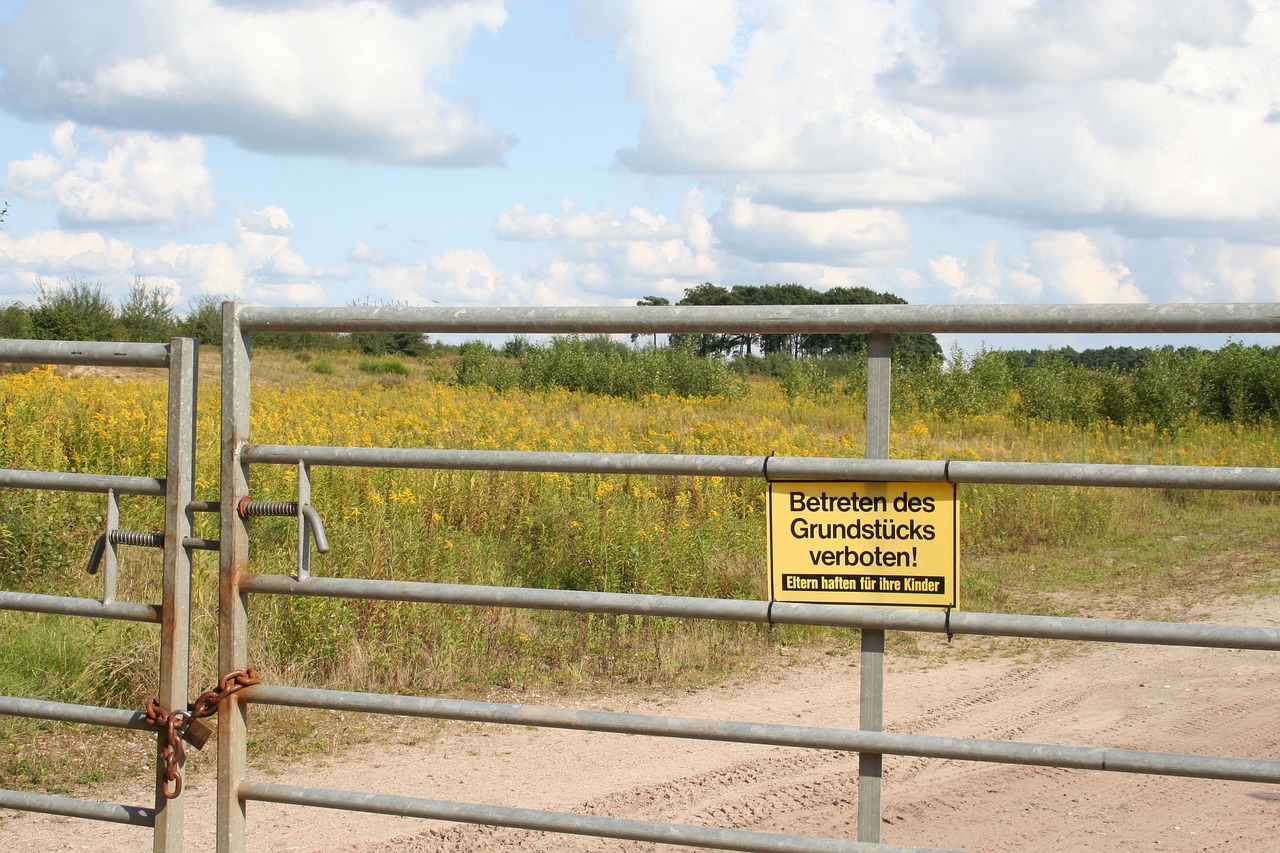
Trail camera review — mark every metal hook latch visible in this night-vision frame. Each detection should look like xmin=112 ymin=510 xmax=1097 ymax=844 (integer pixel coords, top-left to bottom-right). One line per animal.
xmin=236 ymin=462 xmax=330 ymax=579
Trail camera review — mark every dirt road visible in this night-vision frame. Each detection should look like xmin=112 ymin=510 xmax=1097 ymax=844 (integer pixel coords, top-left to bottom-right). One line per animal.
xmin=5 ymin=595 xmax=1278 ymax=852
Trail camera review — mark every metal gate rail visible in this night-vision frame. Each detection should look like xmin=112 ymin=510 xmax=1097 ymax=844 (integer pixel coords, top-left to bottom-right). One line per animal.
xmin=219 ymin=302 xmax=1280 ymax=853
xmin=0 ymin=337 xmax=198 ymax=852
xmin=241 ymin=682 xmax=1280 ymax=783
xmin=239 ymin=573 xmax=1280 ymax=651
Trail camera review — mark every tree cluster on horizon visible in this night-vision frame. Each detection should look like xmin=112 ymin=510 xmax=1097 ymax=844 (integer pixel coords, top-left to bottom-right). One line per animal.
xmin=660 ymin=282 xmax=942 ymax=367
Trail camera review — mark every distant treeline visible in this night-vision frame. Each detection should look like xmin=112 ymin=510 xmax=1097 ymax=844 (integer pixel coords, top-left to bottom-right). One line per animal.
xmin=1000 ymin=345 xmax=1211 ymax=372
xmin=662 ymin=282 xmax=942 ymax=366
xmin=0 ymin=278 xmax=944 ymax=361
xmin=4 ymin=278 xmax=1277 ymax=426
xmin=866 ymin=345 xmax=1279 ymax=428
xmin=0 ymin=278 xmax=450 ymax=356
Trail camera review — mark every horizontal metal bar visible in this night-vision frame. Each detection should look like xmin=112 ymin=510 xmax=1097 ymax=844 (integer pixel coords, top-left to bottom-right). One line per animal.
xmin=240 ymin=575 xmax=1280 ymax=651
xmin=244 ymin=445 xmax=767 ymax=477
xmin=942 ymin=460 xmax=1280 ymax=490
xmin=237 ymin=303 xmax=1280 ymax=335
xmin=0 ymin=468 xmax=167 ymax=496
xmin=242 ymin=446 xmax=1280 ymax=492
xmin=0 ymin=695 xmax=156 ymax=731
xmin=238 ymin=780 xmax=956 ymax=853
xmin=0 ymin=788 xmax=156 ymax=827
xmin=183 ymin=536 xmax=221 ymax=551
xmin=0 ymin=590 xmax=162 ymax=623
xmin=245 ymin=685 xmax=1280 ymax=785
xmin=0 ymin=338 xmax=171 ymax=368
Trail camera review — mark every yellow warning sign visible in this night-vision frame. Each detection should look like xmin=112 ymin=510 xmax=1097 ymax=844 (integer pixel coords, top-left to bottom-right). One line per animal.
xmin=768 ymin=481 xmax=959 ymax=608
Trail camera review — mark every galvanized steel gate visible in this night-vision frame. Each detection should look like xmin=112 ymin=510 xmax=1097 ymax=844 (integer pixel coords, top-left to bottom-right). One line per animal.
xmin=0 ymin=338 xmax=198 ymax=852
xmin=3 ymin=302 xmax=1280 ymax=853
xmin=218 ymin=303 xmax=1280 ymax=853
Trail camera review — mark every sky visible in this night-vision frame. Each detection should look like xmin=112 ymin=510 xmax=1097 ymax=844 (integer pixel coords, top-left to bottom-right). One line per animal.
xmin=1 ymin=0 xmax=1279 ymax=350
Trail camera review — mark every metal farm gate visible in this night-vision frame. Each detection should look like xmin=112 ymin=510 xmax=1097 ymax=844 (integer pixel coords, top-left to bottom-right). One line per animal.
xmin=0 ymin=338 xmax=199 ymax=852
xmin=216 ymin=302 xmax=1280 ymax=853
xmin=3 ymin=302 xmax=1280 ymax=853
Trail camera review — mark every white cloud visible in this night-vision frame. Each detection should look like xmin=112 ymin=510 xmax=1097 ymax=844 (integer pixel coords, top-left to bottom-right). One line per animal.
xmin=715 ymin=196 xmax=911 ymax=266
xmin=920 ymin=231 xmax=1149 ymax=304
xmin=586 ymin=0 xmax=1280 ymax=237
xmin=3 ymin=122 xmax=217 ymax=229
xmin=239 ymin=205 xmax=294 ymax=236
xmin=348 ymin=241 xmax=390 ymax=265
xmin=0 ymin=230 xmax=138 ymax=283
xmin=493 ymin=189 xmax=720 ymax=300
xmin=1027 ymin=232 xmax=1148 ymax=303
xmin=495 ymin=200 xmax=685 ymax=242
xmin=929 ymin=254 xmax=992 ymax=301
xmin=365 ymin=248 xmax=568 ymax=306
xmin=0 ymin=205 xmax=345 ymax=305
xmin=1159 ymin=239 xmax=1280 ymax=302
xmin=917 ymin=230 xmax=1280 ymax=307
xmin=0 ymin=0 xmax=514 ymax=166
xmin=925 ymin=241 xmax=1041 ymax=302
xmin=3 ymin=151 xmax=60 ymax=190
xmin=915 ymin=1 xmax=1253 ymax=92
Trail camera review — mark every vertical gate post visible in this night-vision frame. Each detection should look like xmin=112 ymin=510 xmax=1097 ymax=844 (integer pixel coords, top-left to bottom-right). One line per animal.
xmin=857 ymin=333 xmax=892 ymax=843
xmin=154 ymin=337 xmax=197 ymax=852
xmin=218 ymin=303 xmax=252 ymax=853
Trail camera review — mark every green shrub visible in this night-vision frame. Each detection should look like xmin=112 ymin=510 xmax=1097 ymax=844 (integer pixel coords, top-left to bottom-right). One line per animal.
xmin=28 ymin=278 xmax=118 ymax=342
xmin=0 ymin=303 xmax=32 ymax=339
xmin=1129 ymin=348 xmax=1197 ymax=429
xmin=178 ymin=294 xmax=225 ymax=346
xmin=456 ymin=342 xmax=518 ymax=391
xmin=357 ymin=358 xmax=411 ymax=376
xmin=352 ymin=331 xmax=430 ymax=357
xmin=455 ymin=336 xmax=746 ymax=400
xmin=117 ymin=278 xmax=177 ymax=343
xmin=780 ymin=357 xmax=834 ymax=403
xmin=1195 ymin=343 xmax=1280 ymax=423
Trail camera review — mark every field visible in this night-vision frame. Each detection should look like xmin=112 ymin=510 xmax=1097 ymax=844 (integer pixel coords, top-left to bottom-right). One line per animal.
xmin=1 ymin=347 xmax=1279 ymax=793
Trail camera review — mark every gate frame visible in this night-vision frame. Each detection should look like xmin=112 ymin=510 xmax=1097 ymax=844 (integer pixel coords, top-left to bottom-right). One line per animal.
xmin=0 ymin=337 xmax=198 ymax=853
xmin=218 ymin=302 xmax=1280 ymax=853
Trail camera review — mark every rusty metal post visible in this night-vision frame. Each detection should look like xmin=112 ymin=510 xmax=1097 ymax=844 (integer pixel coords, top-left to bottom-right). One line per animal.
xmin=153 ymin=337 xmax=197 ymax=853
xmin=857 ymin=333 xmax=891 ymax=843
xmin=218 ymin=304 xmax=252 ymax=853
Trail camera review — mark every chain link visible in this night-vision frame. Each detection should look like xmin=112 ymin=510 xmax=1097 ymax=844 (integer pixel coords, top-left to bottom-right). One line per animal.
xmin=145 ymin=668 xmax=262 ymax=800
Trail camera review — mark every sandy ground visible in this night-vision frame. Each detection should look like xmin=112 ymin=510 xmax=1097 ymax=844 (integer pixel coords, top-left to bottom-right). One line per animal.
xmin=4 ymin=595 xmax=1278 ymax=853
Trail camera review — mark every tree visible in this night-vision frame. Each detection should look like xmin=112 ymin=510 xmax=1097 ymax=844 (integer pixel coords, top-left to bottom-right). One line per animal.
xmin=118 ymin=277 xmax=177 ymax=342
xmin=347 ymin=298 xmax=431 ymax=357
xmin=0 ymin=303 xmax=32 ymax=339
xmin=352 ymin=330 xmax=430 ymax=357
xmin=670 ymin=283 xmax=737 ymax=355
xmin=28 ymin=278 xmax=118 ymax=341
xmin=671 ymin=282 xmax=941 ymax=365
xmin=632 ymin=295 xmax=670 ymax=347
xmin=178 ymin=295 xmax=225 ymax=346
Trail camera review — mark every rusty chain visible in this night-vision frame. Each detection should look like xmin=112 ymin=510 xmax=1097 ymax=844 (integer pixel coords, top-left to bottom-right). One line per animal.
xmin=145 ymin=668 xmax=262 ymax=800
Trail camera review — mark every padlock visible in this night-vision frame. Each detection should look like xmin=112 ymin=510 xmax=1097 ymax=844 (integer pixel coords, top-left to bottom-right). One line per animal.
xmin=182 ymin=717 xmax=214 ymax=750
